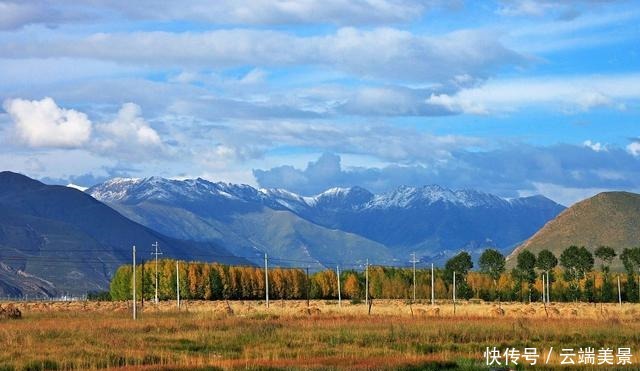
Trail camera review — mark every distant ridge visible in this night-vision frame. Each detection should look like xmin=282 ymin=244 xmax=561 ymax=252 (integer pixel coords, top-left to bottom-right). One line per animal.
xmin=508 ymin=191 xmax=640 ymax=270
xmin=88 ymin=176 xmax=565 ymax=266
xmin=0 ymin=171 xmax=248 ymax=295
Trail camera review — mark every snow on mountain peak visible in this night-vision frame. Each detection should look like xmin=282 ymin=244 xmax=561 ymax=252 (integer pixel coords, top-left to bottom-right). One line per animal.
xmin=368 ymin=185 xmax=506 ymax=208
xmin=87 ymin=175 xmax=556 ymax=212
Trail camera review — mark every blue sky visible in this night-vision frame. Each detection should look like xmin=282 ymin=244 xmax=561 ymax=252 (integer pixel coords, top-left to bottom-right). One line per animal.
xmin=0 ymin=0 xmax=639 ymax=205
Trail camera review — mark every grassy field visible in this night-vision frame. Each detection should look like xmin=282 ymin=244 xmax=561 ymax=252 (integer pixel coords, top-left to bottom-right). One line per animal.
xmin=1 ymin=300 xmax=640 ymax=370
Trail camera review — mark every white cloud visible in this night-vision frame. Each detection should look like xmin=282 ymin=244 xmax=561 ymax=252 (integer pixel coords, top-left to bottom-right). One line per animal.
xmin=48 ymin=0 xmax=430 ymax=27
xmin=0 ymin=1 xmax=55 ymax=30
xmin=426 ymin=74 xmax=640 ymax=115
xmin=627 ymin=141 xmax=640 ymax=157
xmin=427 ymin=93 xmax=489 ymax=115
xmin=239 ymin=68 xmax=267 ymax=85
xmin=498 ymin=0 xmax=556 ymax=17
xmin=2 ymin=97 xmax=92 ymax=148
xmin=583 ymin=140 xmax=606 ymax=152
xmin=95 ymin=103 xmax=162 ymax=157
xmin=519 ymin=182 xmax=619 ymax=207
xmin=0 ymin=28 xmax=523 ymax=83
xmin=1 ymin=97 xmax=166 ymax=161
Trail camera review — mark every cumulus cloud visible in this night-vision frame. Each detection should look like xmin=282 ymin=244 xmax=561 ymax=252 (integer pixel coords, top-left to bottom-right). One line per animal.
xmin=627 ymin=141 xmax=640 ymax=157
xmin=2 ymin=97 xmax=92 ymax=148
xmin=97 ymin=103 xmax=161 ymax=147
xmin=583 ymin=140 xmax=606 ymax=152
xmin=2 ymin=97 xmax=165 ymax=160
xmin=0 ymin=28 xmax=524 ymax=83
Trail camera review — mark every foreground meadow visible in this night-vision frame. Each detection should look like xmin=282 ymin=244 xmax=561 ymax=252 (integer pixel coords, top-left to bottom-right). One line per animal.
xmin=1 ymin=300 xmax=639 ymax=370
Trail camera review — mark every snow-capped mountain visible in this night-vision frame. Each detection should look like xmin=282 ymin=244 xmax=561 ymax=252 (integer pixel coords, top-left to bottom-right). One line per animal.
xmin=87 ymin=177 xmax=565 ymax=266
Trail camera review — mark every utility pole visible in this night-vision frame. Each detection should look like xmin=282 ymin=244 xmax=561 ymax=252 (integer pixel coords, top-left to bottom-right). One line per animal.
xmin=151 ymin=241 xmax=162 ymax=304
xmin=547 ymin=271 xmax=550 ymax=303
xmin=264 ymin=253 xmax=269 ymax=308
xmin=431 ymin=263 xmax=435 ymax=306
xmin=453 ymin=270 xmax=456 ymax=314
xmin=618 ymin=275 xmax=622 ymax=306
xmin=541 ymin=272 xmax=545 ymax=303
xmin=140 ymin=259 xmax=144 ymax=308
xmin=176 ymin=261 xmax=180 ymax=310
xmin=410 ymin=253 xmax=419 ymax=303
xmin=336 ymin=265 xmax=342 ymax=307
xmin=365 ymin=259 xmax=369 ymax=307
xmin=132 ymin=245 xmax=137 ymax=320
xmin=306 ymin=266 xmax=310 ymax=310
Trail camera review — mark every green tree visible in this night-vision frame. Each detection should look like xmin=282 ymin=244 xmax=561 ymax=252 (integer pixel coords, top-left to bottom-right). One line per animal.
xmin=444 ymin=251 xmax=473 ymax=282
xmin=595 ymin=246 xmax=616 ymax=273
xmin=479 ymin=248 xmax=505 ymax=300
xmin=208 ymin=264 xmax=223 ymax=299
xmin=560 ymin=246 xmax=594 ymax=301
xmin=516 ymin=250 xmax=537 ymax=302
xmin=110 ymin=265 xmax=132 ymax=300
xmin=536 ymin=249 xmax=558 ymax=279
xmin=536 ymin=249 xmax=558 ymax=300
xmin=479 ymin=249 xmax=505 ymax=284
xmin=595 ymin=246 xmax=616 ymax=302
xmin=445 ymin=251 xmax=473 ymax=300
xmin=620 ymin=248 xmax=640 ymax=302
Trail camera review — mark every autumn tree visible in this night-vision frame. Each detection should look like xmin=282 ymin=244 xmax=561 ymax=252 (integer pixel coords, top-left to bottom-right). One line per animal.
xmin=343 ymin=273 xmax=361 ymax=299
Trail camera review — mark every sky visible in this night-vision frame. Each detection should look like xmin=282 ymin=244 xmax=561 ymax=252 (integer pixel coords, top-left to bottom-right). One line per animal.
xmin=0 ymin=0 xmax=639 ymax=206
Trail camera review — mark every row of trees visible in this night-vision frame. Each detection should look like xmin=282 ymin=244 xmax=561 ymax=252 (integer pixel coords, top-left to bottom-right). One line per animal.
xmin=109 ymin=246 xmax=640 ymax=303
xmin=478 ymin=246 xmax=640 ymax=302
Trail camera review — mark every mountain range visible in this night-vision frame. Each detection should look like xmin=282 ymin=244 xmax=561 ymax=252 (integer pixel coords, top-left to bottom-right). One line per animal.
xmin=87 ymin=176 xmax=565 ymax=267
xmin=0 ymin=172 xmax=248 ymax=296
xmin=0 ymin=171 xmax=569 ymax=295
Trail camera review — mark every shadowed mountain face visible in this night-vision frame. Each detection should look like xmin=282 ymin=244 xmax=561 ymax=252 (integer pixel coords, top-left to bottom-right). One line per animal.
xmin=88 ymin=177 xmax=565 ymax=266
xmin=508 ymin=191 xmax=640 ymax=271
xmin=0 ymin=172 xmax=248 ymax=295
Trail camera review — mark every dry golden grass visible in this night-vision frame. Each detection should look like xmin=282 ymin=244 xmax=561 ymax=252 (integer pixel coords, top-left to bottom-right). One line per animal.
xmin=2 ymin=300 xmax=640 ymax=370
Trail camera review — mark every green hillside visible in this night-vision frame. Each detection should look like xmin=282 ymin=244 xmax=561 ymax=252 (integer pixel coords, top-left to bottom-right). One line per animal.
xmin=508 ymin=192 xmax=640 ymax=270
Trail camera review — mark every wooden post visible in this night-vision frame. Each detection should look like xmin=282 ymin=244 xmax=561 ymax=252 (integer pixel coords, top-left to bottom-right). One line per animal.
xmin=141 ymin=259 xmax=144 ymax=308
xmin=618 ymin=275 xmax=622 ymax=306
xmin=540 ymin=273 xmax=547 ymax=303
xmin=431 ymin=263 xmax=435 ymax=306
xmin=336 ymin=265 xmax=341 ymax=307
xmin=132 ymin=245 xmax=137 ymax=320
xmin=264 ymin=253 xmax=269 ymax=308
xmin=546 ymin=271 xmax=550 ymax=303
xmin=453 ymin=270 xmax=456 ymax=315
xmin=176 ymin=261 xmax=180 ymax=310
xmin=365 ymin=259 xmax=369 ymax=307
xmin=306 ymin=266 xmax=310 ymax=311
